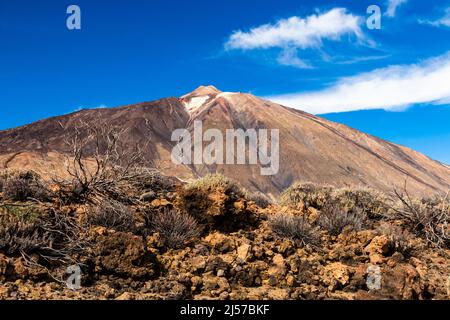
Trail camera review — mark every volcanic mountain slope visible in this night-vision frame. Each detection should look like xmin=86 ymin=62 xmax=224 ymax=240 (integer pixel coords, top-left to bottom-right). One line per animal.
xmin=0 ymin=85 xmax=449 ymax=197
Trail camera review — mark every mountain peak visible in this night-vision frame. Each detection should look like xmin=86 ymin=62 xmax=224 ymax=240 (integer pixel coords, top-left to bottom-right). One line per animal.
xmin=1 ymin=86 xmax=450 ymax=198
xmin=180 ymin=85 xmax=224 ymax=113
xmin=184 ymin=85 xmax=221 ymax=98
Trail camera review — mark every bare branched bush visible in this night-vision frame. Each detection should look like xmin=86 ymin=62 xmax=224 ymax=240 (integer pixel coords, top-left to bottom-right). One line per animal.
xmin=318 ymin=201 xmax=367 ymax=236
xmin=150 ymin=209 xmax=201 ymax=249
xmin=87 ymin=200 xmax=135 ymax=232
xmin=280 ymin=182 xmax=332 ymax=210
xmin=247 ymin=191 xmax=272 ymax=209
xmin=389 ymin=187 xmax=449 ymax=248
xmin=269 ymin=213 xmax=319 ymax=247
xmin=0 ymin=209 xmax=88 ymax=267
xmin=54 ymin=121 xmax=148 ymax=203
xmin=2 ymin=171 xmax=50 ymax=202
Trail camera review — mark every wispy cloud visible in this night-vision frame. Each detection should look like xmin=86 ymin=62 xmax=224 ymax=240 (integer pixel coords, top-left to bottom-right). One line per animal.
xmin=419 ymin=7 xmax=450 ymax=27
xmin=335 ymin=54 xmax=391 ymax=65
xmin=385 ymin=0 xmax=408 ymax=17
xmin=268 ymin=52 xmax=450 ymax=114
xmin=225 ymin=8 xmax=365 ymax=68
xmin=276 ymin=48 xmax=312 ymax=68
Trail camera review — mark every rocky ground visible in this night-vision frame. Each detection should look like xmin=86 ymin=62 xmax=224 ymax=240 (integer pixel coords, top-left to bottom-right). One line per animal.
xmin=0 ymin=172 xmax=449 ymax=300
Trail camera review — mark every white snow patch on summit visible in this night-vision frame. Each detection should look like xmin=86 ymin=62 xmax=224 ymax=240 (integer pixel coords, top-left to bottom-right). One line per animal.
xmin=216 ymin=92 xmax=238 ymax=99
xmin=184 ymin=96 xmax=210 ymax=112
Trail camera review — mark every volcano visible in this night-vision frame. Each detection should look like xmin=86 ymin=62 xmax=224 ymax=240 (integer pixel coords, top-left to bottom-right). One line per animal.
xmin=1 ymin=85 xmax=449 ymax=197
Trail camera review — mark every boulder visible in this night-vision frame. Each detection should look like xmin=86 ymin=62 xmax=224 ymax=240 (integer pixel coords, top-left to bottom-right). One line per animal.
xmin=322 ymin=262 xmax=350 ymax=289
xmin=90 ymin=231 xmax=155 ymax=279
xmin=364 ymin=235 xmax=390 ymax=264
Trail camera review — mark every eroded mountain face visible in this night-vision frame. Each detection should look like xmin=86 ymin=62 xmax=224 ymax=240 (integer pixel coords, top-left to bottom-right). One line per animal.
xmin=1 ymin=85 xmax=449 ymax=197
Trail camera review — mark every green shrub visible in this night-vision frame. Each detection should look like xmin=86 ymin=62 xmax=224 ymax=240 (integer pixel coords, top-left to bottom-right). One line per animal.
xmin=0 ymin=204 xmax=42 ymax=223
xmin=185 ymin=174 xmax=244 ymax=196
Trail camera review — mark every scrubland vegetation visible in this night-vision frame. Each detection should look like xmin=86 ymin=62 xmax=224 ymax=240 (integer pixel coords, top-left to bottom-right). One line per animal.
xmin=0 ymin=124 xmax=448 ymax=300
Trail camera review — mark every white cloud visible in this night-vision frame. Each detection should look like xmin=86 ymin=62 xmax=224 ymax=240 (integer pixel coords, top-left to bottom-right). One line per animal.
xmin=268 ymin=52 xmax=450 ymax=114
xmin=334 ymin=54 xmax=391 ymax=65
xmin=225 ymin=8 xmax=363 ymax=50
xmin=419 ymin=8 xmax=450 ymax=27
xmin=225 ymin=8 xmax=365 ymax=68
xmin=276 ymin=47 xmax=312 ymax=68
xmin=385 ymin=0 xmax=408 ymax=17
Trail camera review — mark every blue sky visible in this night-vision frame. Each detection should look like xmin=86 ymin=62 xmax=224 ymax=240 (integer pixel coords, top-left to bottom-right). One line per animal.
xmin=1 ymin=0 xmax=450 ymax=163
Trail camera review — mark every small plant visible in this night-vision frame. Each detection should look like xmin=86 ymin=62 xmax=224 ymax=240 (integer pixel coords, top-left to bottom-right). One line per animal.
xmin=0 ymin=204 xmax=42 ymax=222
xmin=247 ymin=191 xmax=272 ymax=209
xmin=0 ymin=209 xmax=87 ymax=267
xmin=185 ymin=174 xmax=244 ymax=196
xmin=280 ymin=182 xmax=332 ymax=210
xmin=269 ymin=213 xmax=319 ymax=246
xmin=88 ymin=200 xmax=135 ymax=232
xmin=2 ymin=171 xmax=49 ymax=202
xmin=131 ymin=168 xmax=175 ymax=192
xmin=150 ymin=209 xmax=201 ymax=249
xmin=318 ymin=201 xmax=366 ymax=236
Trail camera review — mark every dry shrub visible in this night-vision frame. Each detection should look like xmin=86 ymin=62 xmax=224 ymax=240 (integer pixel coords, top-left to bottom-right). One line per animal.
xmin=390 ymin=189 xmax=449 ymax=248
xmin=150 ymin=209 xmax=201 ymax=249
xmin=280 ymin=182 xmax=332 ymax=210
xmin=377 ymin=222 xmax=414 ymax=257
xmin=0 ymin=209 xmax=87 ymax=267
xmin=247 ymin=191 xmax=272 ymax=209
xmin=185 ymin=174 xmax=244 ymax=196
xmin=53 ymin=121 xmax=148 ymax=204
xmin=131 ymin=168 xmax=175 ymax=192
xmin=331 ymin=187 xmax=390 ymax=218
xmin=269 ymin=213 xmax=319 ymax=247
xmin=2 ymin=171 xmax=50 ymax=202
xmin=88 ymin=200 xmax=135 ymax=232
xmin=318 ymin=201 xmax=367 ymax=236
